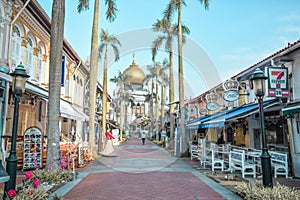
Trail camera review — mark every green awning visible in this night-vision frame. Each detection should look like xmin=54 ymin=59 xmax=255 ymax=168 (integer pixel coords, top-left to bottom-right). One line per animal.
xmin=282 ymin=103 xmax=300 ymax=116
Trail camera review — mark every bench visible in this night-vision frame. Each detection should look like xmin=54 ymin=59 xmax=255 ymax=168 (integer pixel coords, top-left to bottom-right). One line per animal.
xmin=270 ymin=151 xmax=288 ymax=178
xmin=229 ymin=150 xmax=256 ymax=178
xmin=190 ymin=144 xmax=199 ymax=160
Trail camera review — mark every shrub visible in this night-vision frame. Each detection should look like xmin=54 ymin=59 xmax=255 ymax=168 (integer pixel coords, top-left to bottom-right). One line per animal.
xmin=31 ymin=169 xmax=73 ymax=184
xmin=0 ymin=170 xmax=73 ymax=199
xmin=236 ymin=182 xmax=300 ymax=200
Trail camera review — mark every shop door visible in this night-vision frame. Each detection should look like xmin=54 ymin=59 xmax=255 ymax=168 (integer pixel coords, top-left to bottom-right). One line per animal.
xmin=254 ymin=129 xmax=261 ymax=149
xmin=226 ymin=127 xmax=234 ymax=144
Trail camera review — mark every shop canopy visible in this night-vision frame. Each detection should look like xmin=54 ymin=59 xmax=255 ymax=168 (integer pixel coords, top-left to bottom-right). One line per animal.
xmin=187 ymin=99 xmax=279 ymax=129
xmin=60 ymin=100 xmax=89 ymax=121
xmin=201 ymin=99 xmax=279 ymax=128
xmin=186 ymin=102 xmax=253 ymax=130
xmin=282 ymin=101 xmax=300 ymax=116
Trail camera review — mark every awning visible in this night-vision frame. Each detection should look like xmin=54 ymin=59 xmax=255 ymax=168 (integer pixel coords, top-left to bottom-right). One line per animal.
xmin=26 ymin=82 xmax=49 ymax=99
xmin=201 ymin=99 xmax=279 ymax=128
xmin=0 ymin=71 xmax=49 ymax=99
xmin=60 ymin=100 xmax=88 ymax=121
xmin=72 ymin=105 xmax=89 ymax=121
xmin=186 ymin=105 xmax=244 ymax=129
xmin=282 ymin=101 xmax=300 ymax=116
xmin=186 ymin=115 xmax=212 ymax=130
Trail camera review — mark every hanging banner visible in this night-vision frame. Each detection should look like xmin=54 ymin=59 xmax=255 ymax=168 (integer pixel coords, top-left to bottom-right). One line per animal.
xmin=61 ymin=55 xmax=66 ymax=86
xmin=266 ymin=67 xmax=289 ymax=97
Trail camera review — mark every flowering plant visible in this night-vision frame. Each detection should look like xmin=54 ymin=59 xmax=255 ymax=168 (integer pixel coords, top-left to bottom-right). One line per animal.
xmin=25 ymin=171 xmax=33 ymax=179
xmin=7 ymin=189 xmax=16 ymax=197
xmin=1 ymin=171 xmax=47 ymax=200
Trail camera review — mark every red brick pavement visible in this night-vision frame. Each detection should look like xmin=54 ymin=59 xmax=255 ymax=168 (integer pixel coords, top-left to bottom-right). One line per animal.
xmin=63 ymin=137 xmax=224 ymax=200
xmin=63 ymin=172 xmax=223 ymax=200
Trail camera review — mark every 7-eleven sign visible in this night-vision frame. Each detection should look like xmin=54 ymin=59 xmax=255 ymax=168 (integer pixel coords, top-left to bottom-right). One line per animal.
xmin=266 ymin=67 xmax=289 ymax=97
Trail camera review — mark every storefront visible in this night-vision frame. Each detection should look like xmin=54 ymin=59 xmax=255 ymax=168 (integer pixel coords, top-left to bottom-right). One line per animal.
xmin=282 ymin=101 xmax=300 ymax=178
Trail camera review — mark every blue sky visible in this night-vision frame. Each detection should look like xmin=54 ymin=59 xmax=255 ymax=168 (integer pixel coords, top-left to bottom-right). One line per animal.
xmin=37 ymin=0 xmax=300 ymax=100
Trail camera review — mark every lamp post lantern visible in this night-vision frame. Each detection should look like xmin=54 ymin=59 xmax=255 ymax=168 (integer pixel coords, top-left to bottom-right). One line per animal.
xmin=4 ymin=63 xmax=29 ymax=194
xmin=251 ymin=68 xmax=273 ymax=187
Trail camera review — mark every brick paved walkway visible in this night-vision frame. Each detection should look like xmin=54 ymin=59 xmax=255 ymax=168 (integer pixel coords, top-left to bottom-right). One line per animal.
xmin=52 ymin=136 xmax=240 ymax=200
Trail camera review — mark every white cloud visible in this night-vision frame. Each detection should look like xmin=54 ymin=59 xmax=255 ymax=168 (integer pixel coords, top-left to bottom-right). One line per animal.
xmin=280 ymin=26 xmax=300 ymax=34
xmin=279 ymin=13 xmax=300 ymax=21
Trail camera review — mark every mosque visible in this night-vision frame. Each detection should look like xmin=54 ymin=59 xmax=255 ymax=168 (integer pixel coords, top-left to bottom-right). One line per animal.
xmin=114 ymin=54 xmax=151 ymax=132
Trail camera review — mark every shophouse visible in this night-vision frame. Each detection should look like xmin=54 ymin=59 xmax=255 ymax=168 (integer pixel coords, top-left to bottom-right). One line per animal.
xmin=0 ymin=0 xmax=112 ymax=169
xmin=187 ymin=39 xmax=300 ymax=177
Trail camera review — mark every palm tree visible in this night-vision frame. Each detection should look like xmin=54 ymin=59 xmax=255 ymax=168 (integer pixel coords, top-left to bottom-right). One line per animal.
xmin=143 ymin=75 xmax=155 ymax=138
xmin=151 ymin=19 xmax=190 ymax=141
xmin=159 ymin=59 xmax=170 ymax=132
xmin=146 ymin=62 xmax=168 ymax=141
xmin=46 ymin=0 xmax=65 ymax=170
xmin=110 ymin=71 xmax=131 ymax=141
xmin=99 ymin=29 xmax=121 ymax=149
xmin=77 ymin=0 xmax=117 ymax=155
xmin=163 ymin=0 xmax=209 ymax=154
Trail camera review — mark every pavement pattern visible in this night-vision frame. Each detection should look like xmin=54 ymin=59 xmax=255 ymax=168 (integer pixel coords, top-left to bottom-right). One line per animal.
xmin=50 ymin=136 xmax=241 ymax=200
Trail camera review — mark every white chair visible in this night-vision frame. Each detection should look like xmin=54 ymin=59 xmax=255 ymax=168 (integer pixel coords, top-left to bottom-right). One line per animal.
xmin=210 ymin=143 xmax=224 ymax=171
xmin=190 ymin=144 xmax=198 ymax=160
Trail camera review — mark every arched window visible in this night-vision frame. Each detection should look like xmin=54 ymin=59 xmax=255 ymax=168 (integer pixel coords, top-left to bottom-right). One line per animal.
xmin=11 ymin=25 xmax=22 ymax=68
xmin=0 ymin=6 xmax=3 ymax=57
xmin=36 ymin=46 xmax=43 ymax=83
xmin=26 ymin=36 xmax=34 ymax=79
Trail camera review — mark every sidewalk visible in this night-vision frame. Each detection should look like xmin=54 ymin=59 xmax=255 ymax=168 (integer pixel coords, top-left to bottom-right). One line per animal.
xmin=183 ymin=155 xmax=300 ymax=191
xmin=50 ymin=136 xmax=241 ymax=200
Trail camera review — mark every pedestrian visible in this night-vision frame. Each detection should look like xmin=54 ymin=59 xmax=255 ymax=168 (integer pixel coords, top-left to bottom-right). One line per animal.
xmin=141 ymin=130 xmax=146 ymax=145
xmin=161 ymin=129 xmax=166 ymax=142
xmin=100 ymin=129 xmax=117 ymax=156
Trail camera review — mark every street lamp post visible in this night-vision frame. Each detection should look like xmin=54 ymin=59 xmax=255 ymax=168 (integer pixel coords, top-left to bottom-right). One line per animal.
xmin=251 ymin=68 xmax=273 ymax=187
xmin=4 ymin=63 xmax=30 ymax=194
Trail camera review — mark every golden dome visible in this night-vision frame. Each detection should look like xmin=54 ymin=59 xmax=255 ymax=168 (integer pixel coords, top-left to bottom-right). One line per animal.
xmin=123 ymin=54 xmax=145 ymax=84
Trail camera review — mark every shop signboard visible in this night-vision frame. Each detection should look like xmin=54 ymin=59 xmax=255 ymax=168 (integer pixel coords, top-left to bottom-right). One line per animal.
xmin=266 ymin=67 xmax=289 ymax=97
xmin=222 ymin=79 xmax=240 ymax=102
xmin=205 ymin=92 xmax=220 ymax=111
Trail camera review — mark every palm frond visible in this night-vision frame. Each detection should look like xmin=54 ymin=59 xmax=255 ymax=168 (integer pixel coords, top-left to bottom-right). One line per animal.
xmin=109 ymin=37 xmax=121 ymax=47
xmin=152 ymin=19 xmax=171 ymax=32
xmin=100 ymin=29 xmax=109 ymax=41
xmin=151 ymin=36 xmax=165 ymax=61
xmin=77 ymin=0 xmax=89 ymax=13
xmin=181 ymin=24 xmax=190 ymax=35
xmin=181 ymin=0 xmax=187 ymax=7
xmin=199 ymin=0 xmax=209 ymax=10
xmin=105 ymin=0 xmax=118 ymax=22
xmin=98 ymin=44 xmax=105 ymax=60
xmin=111 ymin=44 xmax=120 ymax=61
xmin=165 ymin=36 xmax=172 ymax=52
xmin=163 ymin=0 xmax=176 ymax=21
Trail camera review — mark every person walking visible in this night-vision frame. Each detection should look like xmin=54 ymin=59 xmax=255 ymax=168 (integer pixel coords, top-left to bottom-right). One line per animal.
xmin=141 ymin=130 xmax=146 ymax=145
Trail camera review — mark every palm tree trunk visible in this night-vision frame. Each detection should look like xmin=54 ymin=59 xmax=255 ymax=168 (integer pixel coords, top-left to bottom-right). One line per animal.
xmin=155 ymin=78 xmax=159 ymax=141
xmin=149 ymin=80 xmax=154 ymax=138
xmin=88 ymin=0 xmax=99 ymax=155
xmin=119 ymin=92 xmax=123 ymax=141
xmin=102 ymin=47 xmax=108 ymax=149
xmin=177 ymin=4 xmax=187 ymax=154
xmin=46 ymin=0 xmax=65 ymax=170
xmin=161 ymin=73 xmax=165 ymax=130
xmin=124 ymin=98 xmax=128 ymax=133
xmin=169 ymin=50 xmax=175 ymax=141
